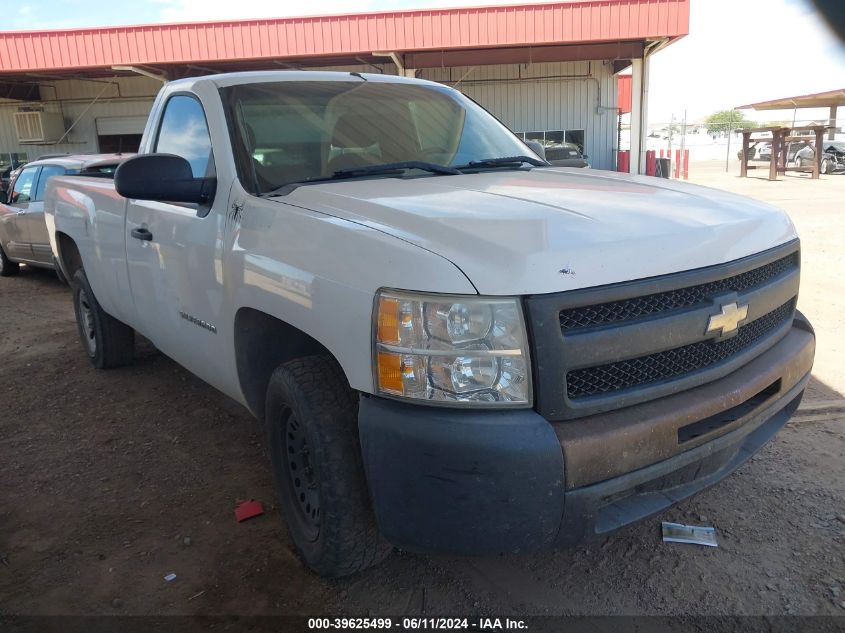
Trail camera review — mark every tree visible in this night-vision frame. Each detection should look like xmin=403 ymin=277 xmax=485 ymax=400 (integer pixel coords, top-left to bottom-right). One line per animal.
xmin=761 ymin=120 xmax=790 ymax=129
xmin=705 ymin=109 xmax=757 ymax=135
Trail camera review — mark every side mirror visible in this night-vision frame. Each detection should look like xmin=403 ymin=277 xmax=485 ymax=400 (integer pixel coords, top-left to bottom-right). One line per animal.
xmin=115 ymin=154 xmax=216 ymax=204
xmin=524 ymin=139 xmax=546 ymax=161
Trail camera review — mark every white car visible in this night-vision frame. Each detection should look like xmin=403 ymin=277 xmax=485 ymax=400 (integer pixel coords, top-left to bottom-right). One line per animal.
xmin=42 ymin=71 xmax=815 ymax=577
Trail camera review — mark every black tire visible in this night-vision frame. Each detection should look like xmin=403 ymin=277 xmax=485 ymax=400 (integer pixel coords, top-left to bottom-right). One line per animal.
xmin=795 ymin=156 xmax=803 ymax=168
xmin=71 ymin=268 xmax=135 ymax=369
xmin=264 ymin=355 xmax=391 ymax=577
xmin=0 ymin=244 xmax=20 ymax=277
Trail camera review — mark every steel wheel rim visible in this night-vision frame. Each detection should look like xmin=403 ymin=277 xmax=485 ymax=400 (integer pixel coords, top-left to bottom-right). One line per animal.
xmin=78 ymin=288 xmax=97 ymax=356
xmin=281 ymin=407 xmax=321 ymax=541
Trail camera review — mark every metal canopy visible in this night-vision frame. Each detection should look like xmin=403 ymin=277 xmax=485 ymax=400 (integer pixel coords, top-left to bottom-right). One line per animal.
xmin=0 ymin=0 xmax=689 ymax=84
xmin=737 ymin=88 xmax=845 ymax=110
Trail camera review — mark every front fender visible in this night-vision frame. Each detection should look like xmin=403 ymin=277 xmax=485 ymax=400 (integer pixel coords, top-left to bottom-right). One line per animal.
xmin=228 ymin=196 xmax=476 ymax=394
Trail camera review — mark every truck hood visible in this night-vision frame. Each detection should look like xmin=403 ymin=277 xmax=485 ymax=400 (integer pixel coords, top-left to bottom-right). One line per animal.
xmin=277 ymin=168 xmax=797 ymax=295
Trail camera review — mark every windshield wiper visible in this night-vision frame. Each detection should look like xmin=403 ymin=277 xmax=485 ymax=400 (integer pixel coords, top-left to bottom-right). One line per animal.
xmin=262 ymin=161 xmax=460 ymax=196
xmin=454 ymin=155 xmax=549 ymax=170
xmin=333 ymin=161 xmax=461 ymax=178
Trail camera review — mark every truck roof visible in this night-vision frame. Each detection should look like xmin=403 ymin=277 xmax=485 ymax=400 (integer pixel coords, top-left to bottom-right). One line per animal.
xmin=168 ymin=70 xmax=445 ymax=91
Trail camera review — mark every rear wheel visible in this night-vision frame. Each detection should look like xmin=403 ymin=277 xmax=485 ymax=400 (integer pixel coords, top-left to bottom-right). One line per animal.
xmin=264 ymin=355 xmax=391 ymax=577
xmin=795 ymin=156 xmax=803 ymax=168
xmin=0 ymin=245 xmax=20 ymax=277
xmin=821 ymin=158 xmax=831 ymax=174
xmin=72 ymin=269 xmax=135 ymax=369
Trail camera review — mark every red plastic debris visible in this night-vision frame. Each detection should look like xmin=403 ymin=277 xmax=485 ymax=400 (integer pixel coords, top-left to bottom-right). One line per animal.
xmin=234 ymin=500 xmax=264 ymax=522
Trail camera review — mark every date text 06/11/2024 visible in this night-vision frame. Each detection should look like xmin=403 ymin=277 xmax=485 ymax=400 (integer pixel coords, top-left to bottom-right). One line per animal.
xmin=306 ymin=618 xmax=528 ymax=630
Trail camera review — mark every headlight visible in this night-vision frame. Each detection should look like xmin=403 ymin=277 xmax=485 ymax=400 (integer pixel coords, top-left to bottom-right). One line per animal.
xmin=373 ymin=290 xmax=532 ymax=407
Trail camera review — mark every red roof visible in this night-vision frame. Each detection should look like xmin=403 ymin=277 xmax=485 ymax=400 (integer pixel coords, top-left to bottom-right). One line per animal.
xmin=0 ymin=1 xmax=689 ymax=77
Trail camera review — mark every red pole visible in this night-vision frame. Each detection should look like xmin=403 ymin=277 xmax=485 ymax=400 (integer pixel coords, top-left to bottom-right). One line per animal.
xmin=617 ymin=150 xmax=629 ymax=173
xmin=683 ymin=149 xmax=690 ymax=180
xmin=659 ymin=149 xmax=665 ymax=158
xmin=645 ymin=150 xmax=656 ymax=176
xmin=674 ymin=149 xmax=681 ymax=179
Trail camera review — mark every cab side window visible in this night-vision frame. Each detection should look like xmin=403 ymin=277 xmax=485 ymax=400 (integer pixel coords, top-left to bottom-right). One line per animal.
xmin=154 ymin=95 xmax=214 ymax=178
xmin=10 ymin=167 xmax=39 ymax=205
xmin=34 ymin=165 xmax=67 ymax=201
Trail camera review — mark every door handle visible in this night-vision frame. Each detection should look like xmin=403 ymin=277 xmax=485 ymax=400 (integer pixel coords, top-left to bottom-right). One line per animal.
xmin=131 ymin=227 xmax=153 ymax=241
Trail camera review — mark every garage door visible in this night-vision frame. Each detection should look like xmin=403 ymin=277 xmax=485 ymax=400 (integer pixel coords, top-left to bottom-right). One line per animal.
xmin=96 ymin=116 xmax=148 ymax=136
xmin=96 ymin=116 xmax=147 ymax=153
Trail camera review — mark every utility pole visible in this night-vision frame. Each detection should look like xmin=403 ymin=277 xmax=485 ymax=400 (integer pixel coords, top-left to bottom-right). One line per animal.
xmin=680 ymin=109 xmax=687 ymax=179
xmin=725 ymin=109 xmax=734 ymax=173
xmin=668 ymin=113 xmax=675 ymax=159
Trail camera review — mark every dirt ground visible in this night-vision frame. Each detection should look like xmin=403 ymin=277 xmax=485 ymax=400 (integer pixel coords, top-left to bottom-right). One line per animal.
xmin=1 ymin=161 xmax=843 ymax=618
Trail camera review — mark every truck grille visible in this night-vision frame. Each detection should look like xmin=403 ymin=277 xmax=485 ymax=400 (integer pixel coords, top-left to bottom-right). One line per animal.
xmin=559 ymin=252 xmax=798 ymax=332
xmin=566 ymin=300 xmax=795 ymax=399
xmin=524 ymin=240 xmax=801 ymax=420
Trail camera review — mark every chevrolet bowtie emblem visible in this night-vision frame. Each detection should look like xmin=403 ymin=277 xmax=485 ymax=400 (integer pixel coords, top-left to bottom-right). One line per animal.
xmin=706 ymin=301 xmax=749 ymax=337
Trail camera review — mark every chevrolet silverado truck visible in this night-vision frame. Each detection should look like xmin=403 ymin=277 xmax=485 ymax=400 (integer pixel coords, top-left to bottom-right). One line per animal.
xmin=44 ymin=71 xmax=815 ymax=577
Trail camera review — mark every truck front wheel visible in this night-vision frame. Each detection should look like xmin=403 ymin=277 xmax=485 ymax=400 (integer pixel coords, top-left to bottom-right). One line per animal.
xmin=71 ymin=269 xmax=135 ymax=369
xmin=264 ymin=355 xmax=390 ymax=577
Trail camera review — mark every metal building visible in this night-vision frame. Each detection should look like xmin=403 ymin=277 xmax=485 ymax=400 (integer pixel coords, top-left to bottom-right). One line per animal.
xmin=0 ymin=1 xmax=688 ymax=177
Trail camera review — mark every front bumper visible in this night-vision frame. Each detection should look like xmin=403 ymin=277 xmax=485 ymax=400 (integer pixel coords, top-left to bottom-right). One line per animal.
xmin=357 ymin=318 xmax=815 ymax=554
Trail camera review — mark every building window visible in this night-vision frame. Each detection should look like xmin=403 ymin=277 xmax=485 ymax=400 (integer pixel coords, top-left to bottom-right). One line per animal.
xmin=519 ymin=130 xmax=585 ymax=154
xmin=565 ymin=130 xmax=585 ymax=153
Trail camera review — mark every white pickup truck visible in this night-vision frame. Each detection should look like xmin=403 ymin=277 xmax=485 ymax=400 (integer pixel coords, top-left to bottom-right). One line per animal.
xmin=45 ymin=71 xmax=815 ymax=577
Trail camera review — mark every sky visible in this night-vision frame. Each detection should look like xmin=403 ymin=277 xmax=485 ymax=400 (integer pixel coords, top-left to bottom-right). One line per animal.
xmin=3 ymin=0 xmax=845 ymax=126
xmin=647 ymin=0 xmax=845 ymax=124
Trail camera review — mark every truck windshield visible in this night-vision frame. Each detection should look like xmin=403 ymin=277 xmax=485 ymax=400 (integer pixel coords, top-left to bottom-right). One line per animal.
xmin=220 ymin=79 xmax=536 ymax=194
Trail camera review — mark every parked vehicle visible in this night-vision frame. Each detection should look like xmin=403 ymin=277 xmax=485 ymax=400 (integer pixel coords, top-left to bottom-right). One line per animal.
xmin=44 ymin=71 xmax=815 ymax=577
xmin=795 ymin=141 xmax=845 ymax=173
xmin=1 ymin=162 xmax=24 ymax=196
xmin=737 ymin=141 xmax=767 ymax=161
xmin=737 ymin=141 xmax=805 ymax=163
xmin=0 ymin=154 xmax=126 ymax=277
xmin=544 ymin=142 xmax=590 ymax=168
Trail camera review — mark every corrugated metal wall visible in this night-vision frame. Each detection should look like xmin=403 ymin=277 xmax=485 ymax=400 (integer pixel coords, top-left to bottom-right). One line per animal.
xmin=420 ymin=61 xmax=618 ymax=169
xmin=0 ymin=63 xmax=618 ymax=169
xmin=0 ymin=76 xmax=159 ymax=163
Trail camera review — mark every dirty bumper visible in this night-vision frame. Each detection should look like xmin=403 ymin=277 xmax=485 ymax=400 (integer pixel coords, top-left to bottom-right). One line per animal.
xmin=357 ymin=323 xmax=815 ymax=555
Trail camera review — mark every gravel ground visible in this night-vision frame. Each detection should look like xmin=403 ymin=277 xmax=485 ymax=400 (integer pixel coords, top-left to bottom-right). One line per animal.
xmin=0 ymin=163 xmax=843 ymax=617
